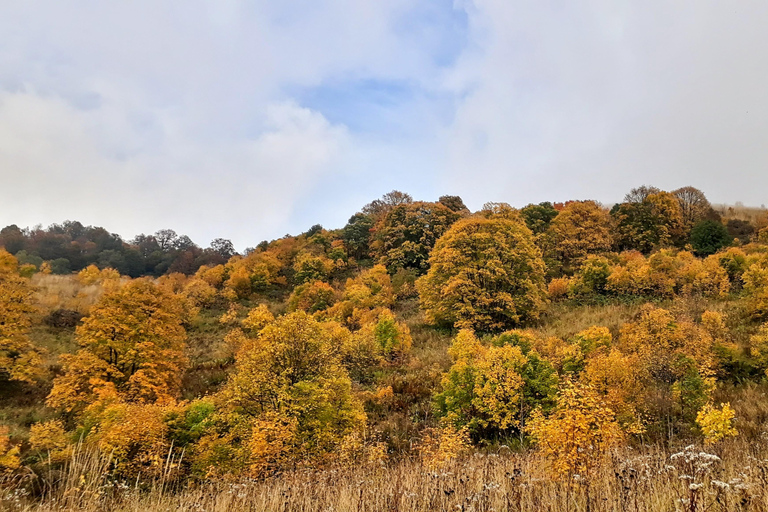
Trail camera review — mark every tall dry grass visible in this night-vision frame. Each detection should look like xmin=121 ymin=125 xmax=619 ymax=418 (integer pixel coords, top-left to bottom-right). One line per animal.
xmin=4 ymin=439 xmax=768 ymax=512
xmin=30 ymin=274 xmax=105 ymax=314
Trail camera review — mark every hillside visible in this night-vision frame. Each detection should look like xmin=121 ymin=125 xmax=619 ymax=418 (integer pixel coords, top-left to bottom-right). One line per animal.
xmin=2 ymin=186 xmax=768 ymax=511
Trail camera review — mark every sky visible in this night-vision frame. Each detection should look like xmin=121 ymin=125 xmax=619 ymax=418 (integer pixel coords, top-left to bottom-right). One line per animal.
xmin=1 ymin=1 xmax=767 ymax=251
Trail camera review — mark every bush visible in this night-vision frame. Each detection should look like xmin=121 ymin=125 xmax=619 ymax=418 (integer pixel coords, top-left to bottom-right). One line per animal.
xmin=43 ymin=309 xmax=84 ymax=328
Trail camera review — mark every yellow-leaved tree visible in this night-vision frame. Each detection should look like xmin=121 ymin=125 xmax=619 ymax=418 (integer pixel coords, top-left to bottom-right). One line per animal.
xmin=617 ymin=305 xmax=719 ymax=429
xmin=0 ymin=426 xmax=21 ymax=473
xmin=322 ymin=264 xmax=394 ymax=329
xmin=527 ymin=380 xmax=624 ymax=479
xmin=47 ymin=279 xmax=189 ymax=413
xmin=417 ymin=213 xmax=547 ymax=331
xmin=750 ymin=322 xmax=768 ymax=376
xmin=435 ymin=329 xmax=558 ymax=438
xmin=195 ymin=311 xmax=366 ymax=477
xmin=0 ymin=249 xmax=43 ymax=382
xmin=545 ymin=200 xmax=613 ymax=273
xmin=696 ymin=402 xmax=738 ymax=445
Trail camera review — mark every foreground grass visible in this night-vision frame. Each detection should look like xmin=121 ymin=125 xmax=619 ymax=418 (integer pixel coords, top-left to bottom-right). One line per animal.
xmin=4 ymin=439 xmax=768 ymax=512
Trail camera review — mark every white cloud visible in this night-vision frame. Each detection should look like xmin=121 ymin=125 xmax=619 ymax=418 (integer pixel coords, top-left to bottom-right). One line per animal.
xmin=0 ymin=0 xmax=457 ymax=246
xmin=442 ymin=1 xmax=768 ymax=209
xmin=1 ymin=0 xmax=767 ymax=249
xmin=0 ymin=91 xmax=350 ymax=249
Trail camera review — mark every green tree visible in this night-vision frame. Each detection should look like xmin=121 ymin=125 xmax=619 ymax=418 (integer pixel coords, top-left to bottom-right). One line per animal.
xmin=373 ymin=201 xmax=461 ymax=273
xmin=520 ymin=202 xmax=559 ymax=236
xmin=690 ymin=220 xmax=731 ymax=256
xmin=342 ymin=213 xmax=374 ymax=261
xmin=436 ymin=330 xmax=557 ymax=438
xmin=613 ymin=191 xmax=685 ymax=253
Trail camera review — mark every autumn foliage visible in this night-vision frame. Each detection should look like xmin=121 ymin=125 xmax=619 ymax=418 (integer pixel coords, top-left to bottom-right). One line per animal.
xmin=0 ymin=250 xmax=43 ymax=382
xmin=417 ymin=213 xmax=547 ymax=331
xmin=47 ymin=279 xmax=189 ymax=412
xmin=4 ymin=187 xmax=768 ymax=505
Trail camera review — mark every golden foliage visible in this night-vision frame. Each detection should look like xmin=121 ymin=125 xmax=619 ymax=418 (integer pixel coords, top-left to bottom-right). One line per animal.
xmin=418 ymin=215 xmax=547 ymax=331
xmin=87 ymin=401 xmax=178 ymax=477
xmin=0 ymin=426 xmax=20 ymax=473
xmin=352 ymin=309 xmax=412 ymax=363
xmin=743 ymin=254 xmax=768 ymax=319
xmin=546 ymin=200 xmax=613 ymax=270
xmin=0 ymin=250 xmax=17 ymax=273
xmin=531 ymin=335 xmax=583 ymax=374
xmin=527 ymin=381 xmax=624 ymax=479
xmin=581 ymin=349 xmax=644 ymax=433
xmin=241 ymin=304 xmax=275 ymax=336
xmin=618 ymin=304 xmax=716 ymax=379
xmin=436 ymin=330 xmax=544 ymax=434
xmin=750 ymin=323 xmax=768 ymax=375
xmin=417 ymin=424 xmax=470 ymax=470
xmin=29 ymin=420 xmax=70 ymax=463
xmin=47 ymin=279 xmax=188 ymax=412
xmin=201 ymin=312 xmax=366 ymax=477
xmin=471 ymin=344 xmax=527 ymax=431
xmin=342 ymin=264 xmax=394 ymax=309
xmin=245 ymin=413 xmax=297 ymax=476
xmin=181 ymin=277 xmax=219 ymax=308
xmin=322 ymin=265 xmax=394 ymax=329
xmin=224 ymin=251 xmax=283 ymax=298
xmin=602 ymin=250 xmax=729 ymax=298
xmin=758 ymin=226 xmax=768 ymax=244
xmin=548 ymin=277 xmax=570 ymax=300
xmin=195 ymin=264 xmax=227 ymax=288
xmin=696 ymin=402 xmax=738 ymax=445
xmin=287 ymin=280 xmax=336 ymax=313
xmin=292 ymin=251 xmax=335 ymax=285
xmin=77 ymin=264 xmax=121 ymax=287
xmin=573 ymin=326 xmax=612 ymax=356
xmin=0 ymin=254 xmax=44 ymax=382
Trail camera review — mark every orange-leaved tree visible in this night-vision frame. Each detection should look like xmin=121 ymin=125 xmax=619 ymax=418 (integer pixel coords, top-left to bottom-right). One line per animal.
xmin=0 ymin=249 xmax=43 ymax=382
xmin=47 ymin=278 xmax=189 ymax=413
xmin=617 ymin=305 xmax=719 ymax=428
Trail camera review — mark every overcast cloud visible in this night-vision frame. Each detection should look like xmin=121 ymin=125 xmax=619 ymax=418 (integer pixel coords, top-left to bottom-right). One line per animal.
xmin=1 ymin=1 xmax=767 ymax=250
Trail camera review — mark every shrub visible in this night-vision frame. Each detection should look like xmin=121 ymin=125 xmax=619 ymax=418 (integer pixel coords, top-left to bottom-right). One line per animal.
xmin=287 ymin=280 xmax=336 ymax=313
xmin=527 ymin=381 xmax=624 ymax=479
xmin=436 ymin=329 xmax=557 ymax=437
xmin=696 ymin=402 xmax=738 ymax=445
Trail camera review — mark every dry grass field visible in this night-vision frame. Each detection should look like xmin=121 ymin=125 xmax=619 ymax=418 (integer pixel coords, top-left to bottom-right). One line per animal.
xmin=3 ymin=439 xmax=768 ymax=512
